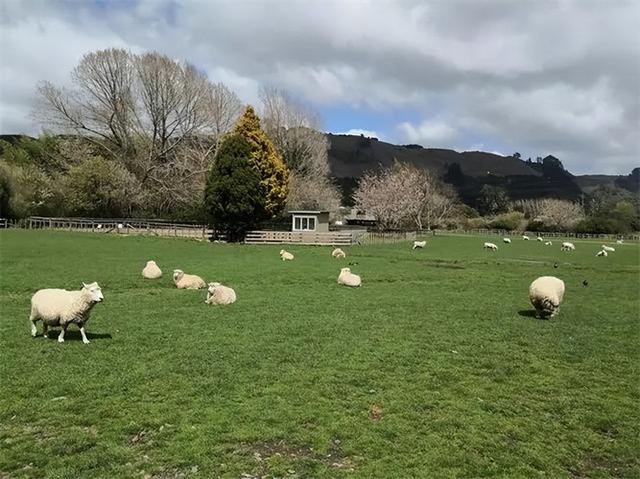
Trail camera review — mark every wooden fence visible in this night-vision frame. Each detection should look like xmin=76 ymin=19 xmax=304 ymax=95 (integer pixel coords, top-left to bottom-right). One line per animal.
xmin=22 ymin=217 xmax=212 ymax=240
xmin=245 ymin=230 xmax=353 ymax=246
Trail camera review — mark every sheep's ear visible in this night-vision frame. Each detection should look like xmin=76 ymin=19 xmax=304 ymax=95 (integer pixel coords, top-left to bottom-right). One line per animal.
xmin=82 ymin=282 xmax=88 ymax=288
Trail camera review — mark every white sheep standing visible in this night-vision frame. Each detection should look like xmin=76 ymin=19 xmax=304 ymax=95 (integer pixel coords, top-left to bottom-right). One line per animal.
xmin=142 ymin=260 xmax=162 ymax=279
xmin=522 ymin=235 xmax=530 ymax=240
xmin=483 ymin=242 xmax=498 ymax=251
xmin=205 ymin=282 xmax=236 ymax=305
xmin=29 ymin=282 xmax=104 ymax=344
xmin=172 ymin=269 xmax=206 ymax=289
xmin=544 ymin=241 xmax=553 ymax=246
xmin=616 ymin=239 xmax=623 ymax=245
xmin=601 ymin=245 xmax=615 ymax=252
xmin=338 ymin=267 xmax=362 ymax=287
xmin=561 ymin=242 xmax=575 ymax=251
xmin=413 ymin=240 xmax=426 ymax=249
xmin=536 ymin=236 xmax=544 ymax=242
xmin=332 ymin=248 xmax=346 ymax=259
xmin=596 ymin=249 xmax=608 ymax=257
xmin=529 ymin=276 xmax=565 ymax=318
xmin=503 ymin=238 xmax=511 ymax=244
xmin=280 ymin=249 xmax=294 ymax=261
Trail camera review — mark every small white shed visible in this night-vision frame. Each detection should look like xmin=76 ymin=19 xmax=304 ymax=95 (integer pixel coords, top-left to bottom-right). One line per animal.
xmin=289 ymin=210 xmax=330 ymax=233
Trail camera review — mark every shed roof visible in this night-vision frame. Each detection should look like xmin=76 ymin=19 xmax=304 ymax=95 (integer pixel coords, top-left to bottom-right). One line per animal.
xmin=288 ymin=210 xmax=329 ymax=215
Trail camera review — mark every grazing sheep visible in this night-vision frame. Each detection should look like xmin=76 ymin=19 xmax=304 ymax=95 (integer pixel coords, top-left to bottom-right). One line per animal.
xmin=338 ymin=267 xmax=362 ymax=287
xmin=601 ymin=245 xmax=615 ymax=252
xmin=483 ymin=242 xmax=498 ymax=251
xmin=280 ymin=249 xmax=294 ymax=261
xmin=413 ymin=240 xmax=427 ymax=249
xmin=503 ymin=238 xmax=511 ymax=244
xmin=205 ymin=282 xmax=236 ymax=305
xmin=561 ymin=242 xmax=575 ymax=251
xmin=529 ymin=276 xmax=565 ymax=318
xmin=332 ymin=248 xmax=346 ymax=259
xmin=30 ymin=282 xmax=104 ymax=344
xmin=522 ymin=235 xmax=530 ymax=240
xmin=544 ymin=241 xmax=553 ymax=246
xmin=172 ymin=269 xmax=206 ymax=289
xmin=596 ymin=249 xmax=608 ymax=257
xmin=142 ymin=260 xmax=162 ymax=279
xmin=536 ymin=236 xmax=544 ymax=242
xmin=616 ymin=239 xmax=623 ymax=245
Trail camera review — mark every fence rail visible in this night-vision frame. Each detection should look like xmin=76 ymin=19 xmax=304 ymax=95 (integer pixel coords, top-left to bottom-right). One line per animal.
xmin=245 ymin=230 xmax=353 ymax=245
xmin=14 ymin=217 xmax=212 ymax=240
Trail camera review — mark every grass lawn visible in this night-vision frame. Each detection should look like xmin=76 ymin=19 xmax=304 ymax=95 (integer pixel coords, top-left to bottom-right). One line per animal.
xmin=0 ymin=230 xmax=638 ymax=479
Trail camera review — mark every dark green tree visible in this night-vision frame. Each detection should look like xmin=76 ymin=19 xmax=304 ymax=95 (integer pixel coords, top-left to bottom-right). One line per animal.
xmin=477 ymin=184 xmax=509 ymax=215
xmin=204 ymin=134 xmax=268 ymax=241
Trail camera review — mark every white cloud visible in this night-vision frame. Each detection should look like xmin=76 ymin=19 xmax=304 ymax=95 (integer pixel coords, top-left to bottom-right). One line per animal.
xmin=337 ymin=129 xmax=382 ymax=140
xmin=0 ymin=0 xmax=638 ymax=173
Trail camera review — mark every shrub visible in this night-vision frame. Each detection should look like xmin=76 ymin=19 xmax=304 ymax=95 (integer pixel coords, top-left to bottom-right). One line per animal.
xmin=488 ymin=211 xmax=526 ymax=231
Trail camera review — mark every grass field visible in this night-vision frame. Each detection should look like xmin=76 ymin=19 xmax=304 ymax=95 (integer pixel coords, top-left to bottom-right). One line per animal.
xmin=0 ymin=230 xmax=638 ymax=479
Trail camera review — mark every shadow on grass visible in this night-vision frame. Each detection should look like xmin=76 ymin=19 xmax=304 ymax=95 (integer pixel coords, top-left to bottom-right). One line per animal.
xmin=517 ymin=309 xmax=547 ymax=320
xmin=43 ymin=330 xmax=113 ymax=341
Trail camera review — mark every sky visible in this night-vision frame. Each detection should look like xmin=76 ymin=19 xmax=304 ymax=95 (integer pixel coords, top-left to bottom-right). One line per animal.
xmin=1 ymin=0 xmax=639 ymax=175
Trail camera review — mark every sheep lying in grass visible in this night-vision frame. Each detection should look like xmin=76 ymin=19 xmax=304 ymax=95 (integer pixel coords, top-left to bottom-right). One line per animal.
xmin=596 ymin=249 xmax=608 ymax=257
xmin=536 ymin=236 xmax=544 ymax=242
xmin=601 ymin=245 xmax=615 ymax=252
xmin=544 ymin=241 xmax=553 ymax=246
xmin=529 ymin=276 xmax=565 ymax=318
xmin=280 ymin=250 xmax=294 ymax=261
xmin=616 ymin=239 xmax=623 ymax=245
xmin=503 ymin=238 xmax=511 ymax=244
xmin=338 ymin=267 xmax=361 ymax=287
xmin=522 ymin=235 xmax=530 ymax=240
xmin=172 ymin=269 xmax=205 ymax=289
xmin=413 ymin=240 xmax=426 ymax=249
xmin=332 ymin=248 xmax=346 ymax=259
xmin=483 ymin=242 xmax=498 ymax=251
xmin=205 ymin=282 xmax=236 ymax=305
xmin=30 ymin=282 xmax=104 ymax=344
xmin=142 ymin=260 xmax=162 ymax=279
xmin=561 ymin=242 xmax=575 ymax=251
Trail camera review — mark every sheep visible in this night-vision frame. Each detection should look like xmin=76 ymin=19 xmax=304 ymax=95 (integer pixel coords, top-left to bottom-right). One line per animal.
xmin=413 ymin=240 xmax=426 ymax=249
xmin=529 ymin=276 xmax=565 ymax=318
xmin=338 ymin=267 xmax=362 ymax=287
xmin=142 ymin=260 xmax=162 ymax=279
xmin=280 ymin=249 xmax=294 ymax=261
xmin=561 ymin=242 xmax=575 ymax=251
xmin=536 ymin=236 xmax=544 ymax=242
xmin=601 ymin=245 xmax=615 ymax=252
xmin=616 ymin=239 xmax=623 ymax=245
xmin=332 ymin=248 xmax=346 ymax=259
xmin=483 ymin=242 xmax=498 ymax=251
xmin=522 ymin=235 xmax=530 ymax=240
xmin=29 ymin=282 xmax=104 ymax=344
xmin=544 ymin=241 xmax=553 ymax=246
xmin=172 ymin=269 xmax=206 ymax=289
xmin=205 ymin=282 xmax=236 ymax=305
xmin=503 ymin=238 xmax=511 ymax=244
xmin=596 ymin=249 xmax=608 ymax=257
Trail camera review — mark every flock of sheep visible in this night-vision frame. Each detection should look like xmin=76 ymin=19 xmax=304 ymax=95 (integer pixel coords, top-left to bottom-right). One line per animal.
xmin=28 ymin=236 xmax=623 ymax=344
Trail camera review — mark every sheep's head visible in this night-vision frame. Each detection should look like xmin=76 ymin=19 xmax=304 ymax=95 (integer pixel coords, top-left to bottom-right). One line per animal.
xmin=146 ymin=260 xmax=157 ymax=266
xmin=207 ymin=282 xmax=221 ymax=293
xmin=82 ymin=282 xmax=104 ymax=303
xmin=279 ymin=250 xmax=286 ymax=255
xmin=341 ymin=267 xmax=351 ymax=274
xmin=173 ymin=270 xmax=184 ymax=282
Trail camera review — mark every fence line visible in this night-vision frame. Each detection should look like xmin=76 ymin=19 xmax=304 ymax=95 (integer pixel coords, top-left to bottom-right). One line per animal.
xmin=1 ymin=216 xmax=212 ymax=240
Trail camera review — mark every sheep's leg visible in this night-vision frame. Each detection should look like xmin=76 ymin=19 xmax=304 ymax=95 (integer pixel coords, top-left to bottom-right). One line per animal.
xmin=42 ymin=323 xmax=48 ymax=338
xmin=30 ymin=309 xmax=39 ymax=337
xmin=79 ymin=325 xmax=90 ymax=344
xmin=58 ymin=324 xmax=68 ymax=343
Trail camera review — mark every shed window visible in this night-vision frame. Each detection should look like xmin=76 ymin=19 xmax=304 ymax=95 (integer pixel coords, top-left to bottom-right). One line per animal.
xmin=292 ymin=215 xmax=316 ymax=231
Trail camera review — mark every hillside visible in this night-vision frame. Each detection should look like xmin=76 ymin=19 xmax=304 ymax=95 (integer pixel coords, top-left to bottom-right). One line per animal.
xmin=326 ymin=134 xmax=638 ymax=206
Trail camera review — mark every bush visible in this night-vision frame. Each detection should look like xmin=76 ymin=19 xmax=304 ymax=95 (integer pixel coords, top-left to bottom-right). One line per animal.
xmin=0 ymin=161 xmax=63 ymax=218
xmin=488 ymin=211 xmax=526 ymax=231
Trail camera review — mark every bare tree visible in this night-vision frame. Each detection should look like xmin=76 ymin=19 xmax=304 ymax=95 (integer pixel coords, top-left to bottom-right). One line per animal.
xmin=353 ymin=162 xmax=458 ymax=230
xmin=513 ymin=198 xmax=584 ymax=230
